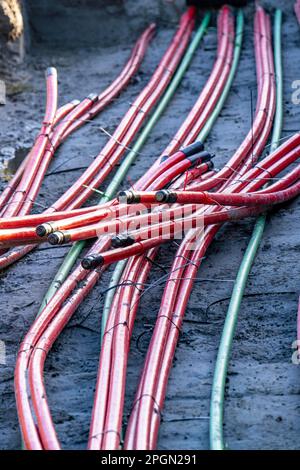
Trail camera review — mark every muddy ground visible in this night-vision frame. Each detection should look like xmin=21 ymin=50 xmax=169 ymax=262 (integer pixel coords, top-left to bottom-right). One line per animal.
xmin=0 ymin=0 xmax=299 ymax=450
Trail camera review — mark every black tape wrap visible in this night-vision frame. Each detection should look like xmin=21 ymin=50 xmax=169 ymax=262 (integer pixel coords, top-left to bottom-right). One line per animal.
xmin=180 ymin=141 xmax=204 ymax=158
xmin=187 ymin=150 xmax=212 ymax=164
xmin=82 ymin=254 xmax=104 ymax=270
xmin=111 ymin=233 xmax=136 ymax=248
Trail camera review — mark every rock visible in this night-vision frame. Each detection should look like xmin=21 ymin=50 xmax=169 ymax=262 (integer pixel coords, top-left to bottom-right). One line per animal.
xmin=0 ymin=0 xmax=25 ymax=62
xmin=0 ymin=0 xmax=23 ymax=40
xmin=0 ymin=146 xmax=15 ymax=158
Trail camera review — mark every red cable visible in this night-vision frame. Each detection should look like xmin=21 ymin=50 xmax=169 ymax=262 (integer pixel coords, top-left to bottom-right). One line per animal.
xmin=0 ymin=101 xmax=79 ymax=215
xmin=15 ymin=9 xmax=196 ymax=450
xmin=88 ymin=8 xmax=236 ymax=450
xmin=0 ymin=24 xmax=156 ymax=269
xmin=8 ymin=141 xmax=298 ymax=248
xmin=295 ymin=0 xmax=300 ymax=25
xmin=51 ymin=10 xmax=195 ymax=212
xmin=125 ymin=6 xmax=277 ymax=449
xmin=87 ymin=7 xmax=241 ymax=448
xmin=136 ymin=5 xmax=234 ymax=188
xmin=65 ymin=26 xmax=194 ymax=211
xmin=0 ymin=24 xmax=155 ymax=219
xmin=0 ymin=204 xmax=102 ymax=230
xmin=63 ymin=24 xmax=156 ymax=139
xmin=3 ymin=68 xmax=58 ymax=218
xmin=18 ymin=4 xmax=296 ymax=452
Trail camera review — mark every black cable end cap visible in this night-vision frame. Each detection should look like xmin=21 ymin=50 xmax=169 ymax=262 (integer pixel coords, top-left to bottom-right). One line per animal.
xmin=181 ymin=141 xmax=204 ymax=158
xmin=126 ymin=235 xmax=136 ymax=246
xmin=156 ymin=190 xmax=166 ymax=202
xmin=156 ymin=190 xmax=177 ymax=203
xmin=48 ymin=233 xmax=62 ymax=245
xmin=117 ymin=190 xmax=138 ymax=204
xmin=111 ymin=236 xmax=122 ymax=248
xmin=36 ymin=225 xmax=47 ymax=238
xmin=81 ymin=254 xmax=103 ymax=270
xmin=111 ymin=233 xmax=135 ymax=248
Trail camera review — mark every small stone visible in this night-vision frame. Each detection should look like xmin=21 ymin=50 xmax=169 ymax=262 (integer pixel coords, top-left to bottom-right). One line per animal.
xmin=0 ymin=146 xmax=15 ymax=158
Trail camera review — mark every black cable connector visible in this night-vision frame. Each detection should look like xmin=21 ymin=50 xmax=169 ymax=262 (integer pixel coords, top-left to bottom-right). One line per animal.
xmin=111 ymin=233 xmax=136 ymax=248
xmin=117 ymin=190 xmax=140 ymax=204
xmin=161 ymin=141 xmax=204 ymax=163
xmin=180 ymin=141 xmax=204 ymax=157
xmin=48 ymin=231 xmax=67 ymax=245
xmin=156 ymin=190 xmax=177 ymax=203
xmin=81 ymin=254 xmax=104 ymax=270
xmin=36 ymin=225 xmax=47 ymax=238
xmin=36 ymin=222 xmax=55 ymax=237
xmin=186 ymin=150 xmax=213 ymax=163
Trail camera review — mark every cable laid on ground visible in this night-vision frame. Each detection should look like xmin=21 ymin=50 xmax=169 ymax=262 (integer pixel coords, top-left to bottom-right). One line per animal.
xmin=37 ymin=12 xmax=210 ymax=316
xmin=4 ymin=157 xmax=299 ymax=248
xmin=0 ymin=100 xmax=78 ymax=215
xmin=25 ymin=9 xmax=230 ymax=452
xmin=136 ymin=5 xmax=234 ymax=188
xmin=90 ymin=7 xmax=238 ymax=451
xmin=119 ymin=178 xmax=300 ymax=206
xmin=1 ymin=68 xmax=58 ymax=218
xmin=29 ymin=10 xmax=197 ymax=446
xmin=0 ymin=23 xmax=155 ymax=218
xmin=209 ymin=8 xmax=283 ymax=451
xmin=14 ymin=9 xmax=197 ymax=450
xmin=123 ymin=6 xmax=276 ymax=449
xmin=0 ymin=23 xmax=155 ymax=267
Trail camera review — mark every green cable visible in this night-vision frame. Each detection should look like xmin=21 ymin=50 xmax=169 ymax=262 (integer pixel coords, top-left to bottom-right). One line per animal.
xmin=37 ymin=13 xmax=211 ymax=316
xmin=270 ymin=11 xmax=283 ymax=153
xmin=38 ymin=242 xmax=85 ymax=314
xmin=101 ymin=259 xmax=127 ymax=340
xmin=209 ymin=9 xmax=283 ymax=450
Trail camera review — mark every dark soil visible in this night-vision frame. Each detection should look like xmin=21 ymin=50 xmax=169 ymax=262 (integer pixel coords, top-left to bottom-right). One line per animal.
xmin=0 ymin=0 xmax=299 ymax=450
